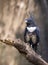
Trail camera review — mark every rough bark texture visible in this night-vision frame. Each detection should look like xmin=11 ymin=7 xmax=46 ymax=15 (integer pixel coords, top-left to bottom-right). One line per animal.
xmin=0 ymin=39 xmax=48 ymax=65
xmin=0 ymin=0 xmax=48 ymax=62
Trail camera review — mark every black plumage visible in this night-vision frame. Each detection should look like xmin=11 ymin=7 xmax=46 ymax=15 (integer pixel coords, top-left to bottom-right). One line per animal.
xmin=24 ymin=17 xmax=40 ymax=52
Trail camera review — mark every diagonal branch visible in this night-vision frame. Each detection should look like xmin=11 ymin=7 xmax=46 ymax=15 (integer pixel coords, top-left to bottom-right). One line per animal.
xmin=0 ymin=39 xmax=48 ymax=65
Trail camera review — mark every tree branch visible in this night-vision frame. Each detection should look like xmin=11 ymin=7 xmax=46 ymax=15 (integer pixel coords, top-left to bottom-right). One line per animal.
xmin=0 ymin=39 xmax=48 ymax=65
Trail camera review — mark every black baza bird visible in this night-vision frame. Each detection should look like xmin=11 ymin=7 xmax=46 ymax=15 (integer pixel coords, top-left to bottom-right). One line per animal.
xmin=24 ymin=16 xmax=40 ymax=52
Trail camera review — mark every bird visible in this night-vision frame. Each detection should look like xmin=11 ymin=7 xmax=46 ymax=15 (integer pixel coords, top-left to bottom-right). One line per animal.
xmin=24 ymin=16 xmax=40 ymax=52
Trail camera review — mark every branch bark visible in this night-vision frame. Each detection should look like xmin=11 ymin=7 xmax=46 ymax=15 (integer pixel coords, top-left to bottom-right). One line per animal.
xmin=0 ymin=39 xmax=48 ymax=65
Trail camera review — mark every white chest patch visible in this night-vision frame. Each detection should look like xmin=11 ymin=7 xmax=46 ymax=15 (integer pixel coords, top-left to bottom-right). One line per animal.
xmin=27 ymin=27 xmax=37 ymax=32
